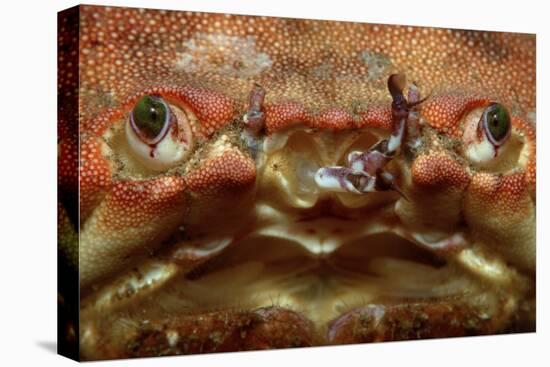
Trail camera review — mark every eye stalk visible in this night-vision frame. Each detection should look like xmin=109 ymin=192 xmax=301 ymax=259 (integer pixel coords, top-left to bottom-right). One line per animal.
xmin=482 ymin=102 xmax=511 ymax=146
xmin=126 ymin=95 xmax=193 ymax=171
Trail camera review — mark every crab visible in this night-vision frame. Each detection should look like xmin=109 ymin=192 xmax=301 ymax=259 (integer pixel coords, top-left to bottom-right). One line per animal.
xmin=57 ymin=6 xmax=536 ymax=360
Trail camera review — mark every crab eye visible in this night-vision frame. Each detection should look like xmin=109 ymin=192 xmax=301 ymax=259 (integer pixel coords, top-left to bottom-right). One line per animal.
xmin=482 ymin=103 xmax=511 ymax=146
xmin=131 ymin=95 xmax=170 ymax=143
xmin=125 ymin=95 xmax=193 ymax=171
xmin=462 ymin=101 xmax=520 ymax=169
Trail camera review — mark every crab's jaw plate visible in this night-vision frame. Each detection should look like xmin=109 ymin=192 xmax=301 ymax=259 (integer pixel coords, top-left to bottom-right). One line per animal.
xmin=80 ymin=200 xmax=529 ymax=359
xmin=79 ymin=126 xmax=535 ymax=360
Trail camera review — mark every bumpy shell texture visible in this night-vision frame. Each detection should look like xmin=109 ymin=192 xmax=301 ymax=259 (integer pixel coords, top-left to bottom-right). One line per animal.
xmin=57 ymin=5 xmax=536 ymax=361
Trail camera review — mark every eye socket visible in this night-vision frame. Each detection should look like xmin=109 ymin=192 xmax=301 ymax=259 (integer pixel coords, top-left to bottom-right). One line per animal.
xmin=125 ymin=95 xmax=193 ymax=172
xmin=482 ymin=102 xmax=511 ymax=146
xmin=130 ymin=95 xmax=170 ymax=144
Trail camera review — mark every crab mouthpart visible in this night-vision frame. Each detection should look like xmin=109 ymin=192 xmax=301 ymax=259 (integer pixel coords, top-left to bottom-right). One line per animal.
xmin=79 ymin=126 xmax=530 ymax=360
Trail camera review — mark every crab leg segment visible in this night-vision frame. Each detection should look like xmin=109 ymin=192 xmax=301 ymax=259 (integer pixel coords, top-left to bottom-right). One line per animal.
xmin=316 ymin=74 xmax=423 ymax=196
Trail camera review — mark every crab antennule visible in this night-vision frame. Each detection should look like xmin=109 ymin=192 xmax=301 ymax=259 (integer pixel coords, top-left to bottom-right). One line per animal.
xmin=315 ymin=167 xmax=376 ymax=194
xmin=243 ymin=83 xmax=266 ymax=135
xmin=315 ymin=74 xmax=417 ymax=197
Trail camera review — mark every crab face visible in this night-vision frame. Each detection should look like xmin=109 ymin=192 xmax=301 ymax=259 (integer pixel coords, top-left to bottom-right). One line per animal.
xmin=57 ymin=6 xmax=535 ymax=360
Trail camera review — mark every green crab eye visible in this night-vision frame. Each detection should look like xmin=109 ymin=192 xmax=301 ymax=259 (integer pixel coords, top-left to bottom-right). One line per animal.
xmin=482 ymin=103 xmax=511 ymax=146
xmin=130 ymin=95 xmax=170 ymax=143
xmin=126 ymin=94 xmax=194 ymax=172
